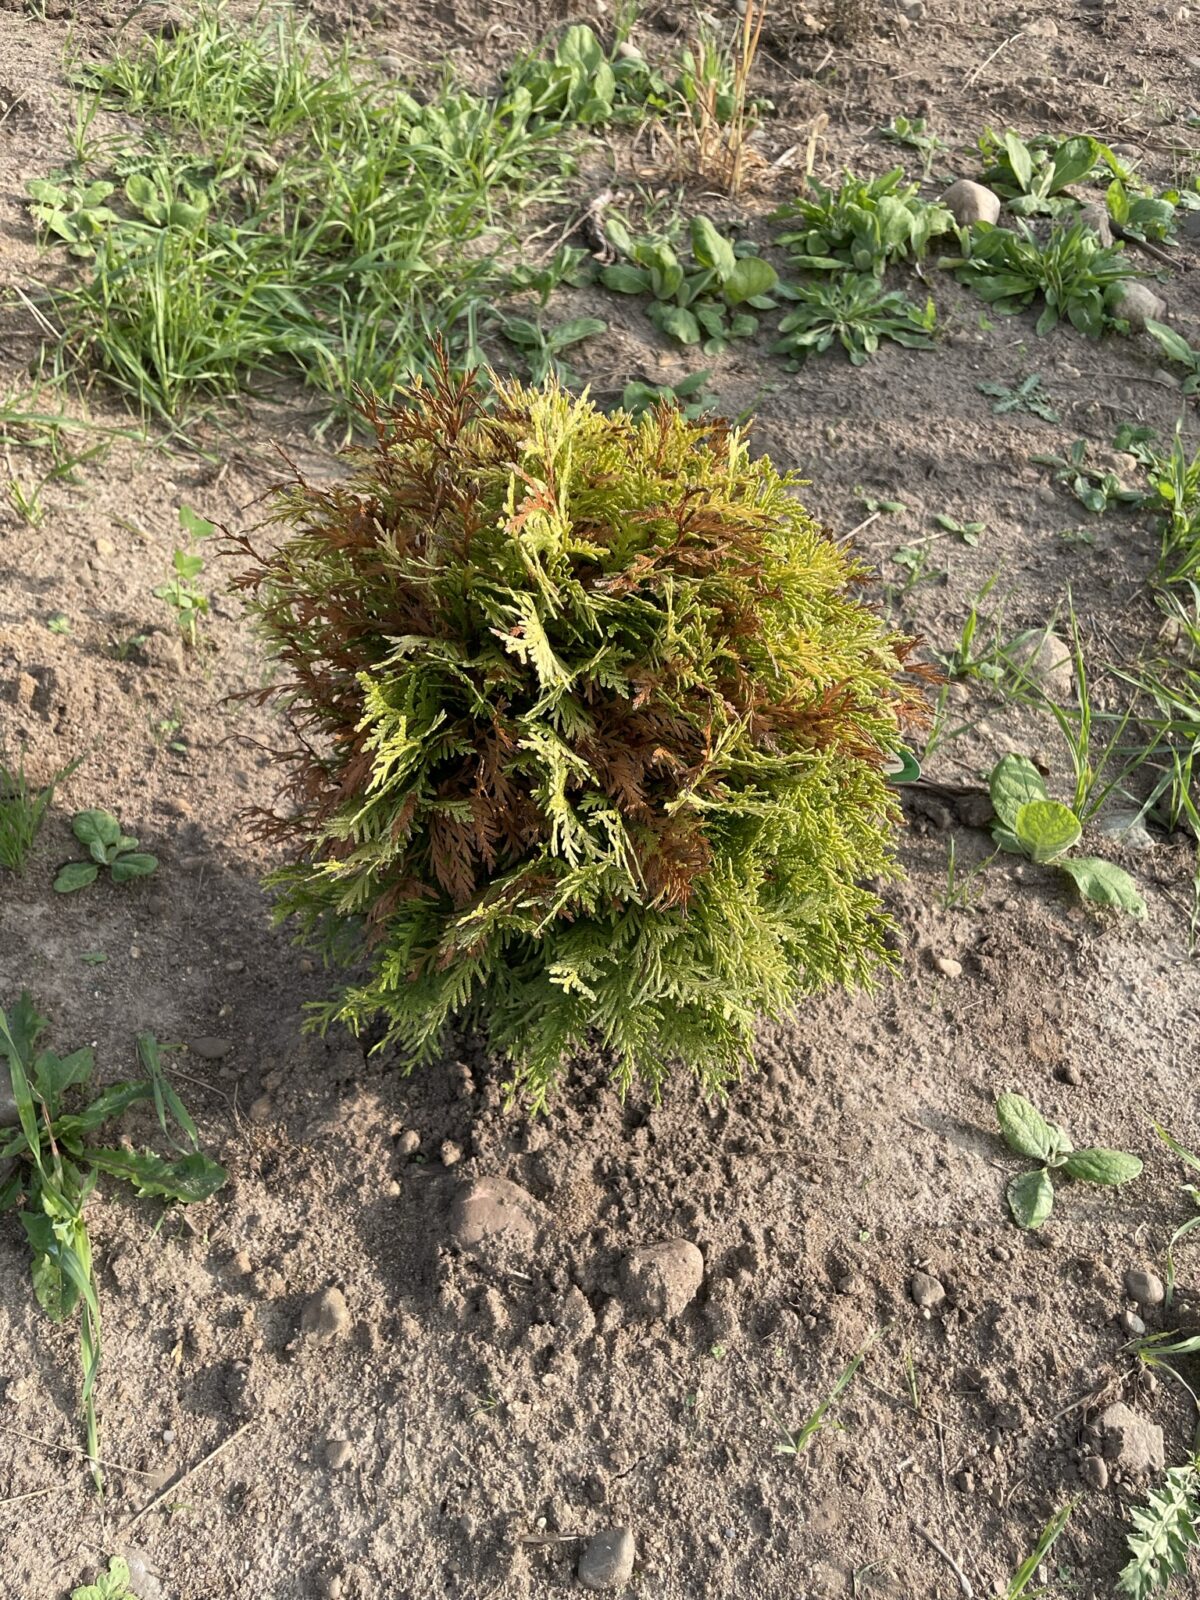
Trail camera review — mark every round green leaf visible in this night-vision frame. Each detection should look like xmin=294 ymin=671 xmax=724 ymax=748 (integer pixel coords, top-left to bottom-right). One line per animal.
xmin=723 ymin=255 xmax=778 ymax=305
xmin=1058 ymin=856 xmax=1146 ymax=917
xmin=1062 ymin=1148 xmax=1143 ymax=1186
xmin=72 ymin=808 xmax=121 ymax=864
xmin=1007 ymin=1166 xmax=1054 ymax=1230
xmin=110 ymin=852 xmax=158 ymax=883
xmin=988 ymin=755 xmax=1048 ymax=830
xmin=1014 ymin=799 xmax=1082 ymax=863
xmin=996 ymin=1092 xmax=1059 ymax=1161
xmin=54 ymin=861 xmax=100 ymax=894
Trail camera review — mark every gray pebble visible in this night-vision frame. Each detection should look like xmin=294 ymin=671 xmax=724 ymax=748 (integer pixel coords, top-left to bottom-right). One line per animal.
xmin=1124 ymin=1267 xmax=1165 ymax=1307
xmin=1119 ymin=1308 xmax=1147 ymax=1337
xmin=1081 ymin=1454 xmax=1109 ymax=1490
xmin=578 ymin=1526 xmax=635 ymax=1591
xmin=909 ymin=1270 xmax=946 ymax=1310
xmin=190 ymin=1036 xmax=232 ymax=1060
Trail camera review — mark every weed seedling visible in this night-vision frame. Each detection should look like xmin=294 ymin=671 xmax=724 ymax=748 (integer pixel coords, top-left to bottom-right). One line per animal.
xmin=1152 ymin=1126 xmax=1200 ymax=1306
xmin=497 ymin=314 xmax=606 ymax=385
xmin=775 ymin=1330 xmax=879 ymax=1456
xmin=0 ymin=997 xmax=226 ymax=1480
xmin=601 ymin=214 xmax=777 ymax=352
xmin=977 ymin=373 xmax=1059 ymax=422
xmin=1144 ymin=321 xmax=1200 ymax=395
xmin=856 ymin=490 xmax=908 ymax=515
xmin=773 ymin=276 xmax=936 ymax=367
xmin=877 ymin=115 xmax=947 ymax=180
xmin=72 ymin=1556 xmax=142 ymax=1600
xmin=933 ymin=511 xmax=986 ymax=545
xmin=1004 ymin=1502 xmax=1075 ymax=1599
xmin=989 ymin=754 xmax=1146 ymax=915
xmin=156 ymin=504 xmax=212 ymax=647
xmin=1118 ymin=1454 xmax=1200 ymax=1598
xmin=26 ymin=176 xmax=119 ymax=258
xmin=1032 ymin=439 xmax=1145 ymax=515
xmin=48 ymin=612 xmax=72 ymax=635
xmin=620 ymin=370 xmax=716 ymax=419
xmin=944 ymin=220 xmax=1136 ymax=336
xmin=976 ymin=128 xmax=1120 ymax=217
xmin=772 ymin=168 xmax=954 ymax=274
xmin=995 ymin=1091 xmax=1142 ymax=1229
xmin=54 ymin=809 xmax=158 ymax=893
xmin=0 ymin=754 xmax=79 ymax=872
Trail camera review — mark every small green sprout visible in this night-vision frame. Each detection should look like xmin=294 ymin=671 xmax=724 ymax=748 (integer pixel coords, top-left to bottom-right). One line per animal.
xmin=996 ymin=1092 xmax=1142 ymax=1229
xmin=54 ymin=809 xmax=158 ymax=893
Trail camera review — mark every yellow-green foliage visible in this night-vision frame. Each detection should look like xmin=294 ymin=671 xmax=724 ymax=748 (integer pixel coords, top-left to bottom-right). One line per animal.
xmin=234 ymin=366 xmax=928 ymax=1104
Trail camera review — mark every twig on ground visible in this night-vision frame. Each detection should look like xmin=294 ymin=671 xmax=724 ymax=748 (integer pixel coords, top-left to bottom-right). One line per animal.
xmin=916 ymin=1524 xmax=974 ymax=1597
xmin=127 ymin=1420 xmax=254 ymax=1527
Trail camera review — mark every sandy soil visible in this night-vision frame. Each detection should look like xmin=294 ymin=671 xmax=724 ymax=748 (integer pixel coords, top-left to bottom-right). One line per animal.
xmin=2 ymin=1 xmax=1200 ymax=1597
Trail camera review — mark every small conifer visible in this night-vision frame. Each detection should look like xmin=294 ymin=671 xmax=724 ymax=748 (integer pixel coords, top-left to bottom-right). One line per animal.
xmin=232 ymin=365 xmax=930 ymax=1104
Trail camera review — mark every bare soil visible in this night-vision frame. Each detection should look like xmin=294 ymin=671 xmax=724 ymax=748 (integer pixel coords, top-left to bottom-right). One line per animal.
xmin=2 ymin=1 xmax=1200 ymax=1597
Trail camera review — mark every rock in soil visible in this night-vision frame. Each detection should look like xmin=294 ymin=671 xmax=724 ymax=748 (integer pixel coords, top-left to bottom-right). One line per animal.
xmin=449 ymin=1176 xmax=540 ymax=1251
xmin=1080 ymin=1455 xmax=1109 ymax=1490
xmin=1009 ymin=630 xmax=1073 ymax=701
xmin=940 ymin=179 xmax=1001 ymax=226
xmin=909 ymin=1270 xmax=946 ymax=1310
xmin=622 ymin=1241 xmax=704 ymax=1322
xmin=1112 ymin=281 xmax=1166 ymax=331
xmin=300 ymin=1287 xmax=352 ymax=1343
xmin=1124 ymin=1267 xmax=1165 ymax=1307
xmin=1100 ymin=1402 xmax=1165 ymax=1474
xmin=190 ymin=1036 xmax=232 ymax=1060
xmin=323 ymin=1437 xmax=354 ymax=1470
xmin=578 ymin=1526 xmax=636 ymax=1591
xmin=1119 ymin=1308 xmax=1146 ymax=1337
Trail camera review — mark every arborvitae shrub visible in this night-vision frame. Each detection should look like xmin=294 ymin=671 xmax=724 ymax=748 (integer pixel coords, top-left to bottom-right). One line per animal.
xmin=233 ymin=366 xmax=930 ymax=1105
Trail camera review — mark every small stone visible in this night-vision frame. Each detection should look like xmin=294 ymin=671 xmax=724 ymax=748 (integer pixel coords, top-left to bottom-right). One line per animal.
xmin=397 ymin=1130 xmax=420 ymax=1156
xmin=940 ymin=179 xmax=1001 ymax=227
xmin=300 ymin=1287 xmax=352 ymax=1343
xmin=622 ymin=1240 xmax=704 ymax=1322
xmin=1112 ymin=282 xmax=1167 ymax=332
xmin=895 ymin=0 xmax=924 ymax=15
xmin=1024 ymin=14 xmax=1058 ymax=34
xmin=323 ymin=1437 xmax=354 ymax=1470
xmin=909 ymin=1270 xmax=945 ymax=1310
xmin=230 ymin=1249 xmax=252 ymax=1276
xmin=1010 ymin=630 xmax=1073 ymax=701
xmin=248 ymin=1094 xmax=273 ymax=1124
xmin=835 ymin=1273 xmax=862 ymax=1296
xmin=94 ymin=535 xmax=115 ymax=557
xmin=317 ymin=1575 xmax=343 ymax=1600
xmin=1119 ymin=1308 xmax=1147 ymax=1337
xmin=934 ymin=956 xmax=963 ymax=979
xmin=614 ymin=39 xmax=642 ymax=58
xmin=1101 ymin=1402 xmax=1165 ymax=1475
xmin=578 ymin=1526 xmax=636 ymax=1591
xmin=449 ymin=1177 xmax=540 ymax=1251
xmin=1081 ymin=201 xmax=1120 ymax=244
xmin=1080 ymin=1455 xmax=1109 ymax=1490
xmin=954 ymin=1469 xmax=976 ymax=1493
xmin=440 ymin=1140 xmax=462 ymax=1168
xmin=225 ymin=958 xmax=246 ymax=974
xmin=121 ymin=1551 xmax=164 ymax=1600
xmin=190 ymin=1037 xmax=232 ymax=1060
xmin=1124 ymin=1267 xmax=1165 ymax=1307
xmin=1057 ymin=1063 xmax=1083 ymax=1086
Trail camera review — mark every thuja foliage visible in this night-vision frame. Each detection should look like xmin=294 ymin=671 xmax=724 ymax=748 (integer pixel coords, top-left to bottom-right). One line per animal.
xmin=233 ymin=367 xmax=930 ymax=1104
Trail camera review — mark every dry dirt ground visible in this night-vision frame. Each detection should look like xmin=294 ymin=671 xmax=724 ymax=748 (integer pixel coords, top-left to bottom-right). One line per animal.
xmin=2 ymin=0 xmax=1200 ymax=1597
